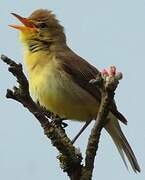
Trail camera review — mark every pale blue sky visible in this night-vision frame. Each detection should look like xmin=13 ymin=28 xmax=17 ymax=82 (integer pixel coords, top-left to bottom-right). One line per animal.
xmin=0 ymin=0 xmax=145 ymax=180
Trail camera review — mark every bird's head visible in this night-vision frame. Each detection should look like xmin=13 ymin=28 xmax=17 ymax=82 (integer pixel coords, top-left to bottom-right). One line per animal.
xmin=10 ymin=9 xmax=66 ymax=47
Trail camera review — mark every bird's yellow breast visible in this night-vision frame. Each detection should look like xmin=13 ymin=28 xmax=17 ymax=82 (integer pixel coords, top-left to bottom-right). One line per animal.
xmin=24 ymin=50 xmax=99 ymax=121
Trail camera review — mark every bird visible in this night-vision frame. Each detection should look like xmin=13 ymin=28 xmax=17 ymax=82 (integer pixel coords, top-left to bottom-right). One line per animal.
xmin=10 ymin=9 xmax=140 ymax=172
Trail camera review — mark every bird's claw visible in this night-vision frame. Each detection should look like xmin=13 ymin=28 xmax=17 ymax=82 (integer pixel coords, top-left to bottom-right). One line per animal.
xmin=51 ymin=119 xmax=68 ymax=128
xmin=51 ymin=114 xmax=68 ymax=128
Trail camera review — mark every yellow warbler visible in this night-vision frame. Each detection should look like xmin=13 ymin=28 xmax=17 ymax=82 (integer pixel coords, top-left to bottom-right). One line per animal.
xmin=10 ymin=9 xmax=140 ymax=172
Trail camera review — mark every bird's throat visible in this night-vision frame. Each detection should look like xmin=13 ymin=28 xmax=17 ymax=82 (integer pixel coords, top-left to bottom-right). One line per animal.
xmin=27 ymin=39 xmax=51 ymax=53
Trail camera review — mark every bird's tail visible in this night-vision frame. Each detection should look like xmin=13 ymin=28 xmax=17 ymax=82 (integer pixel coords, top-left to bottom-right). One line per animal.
xmin=105 ymin=113 xmax=141 ymax=173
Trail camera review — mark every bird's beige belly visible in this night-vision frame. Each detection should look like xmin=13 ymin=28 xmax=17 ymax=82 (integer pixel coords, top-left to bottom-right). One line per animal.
xmin=29 ymin=66 xmax=99 ymax=121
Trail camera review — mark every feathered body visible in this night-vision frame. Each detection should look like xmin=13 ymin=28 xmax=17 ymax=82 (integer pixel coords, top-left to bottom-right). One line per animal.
xmin=11 ymin=9 xmax=140 ymax=172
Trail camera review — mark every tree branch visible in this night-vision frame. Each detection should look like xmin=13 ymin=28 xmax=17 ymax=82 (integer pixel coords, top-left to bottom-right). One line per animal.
xmin=80 ymin=67 xmax=122 ymax=180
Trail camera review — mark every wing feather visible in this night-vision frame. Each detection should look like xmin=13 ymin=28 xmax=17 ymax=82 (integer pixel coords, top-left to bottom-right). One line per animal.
xmin=57 ymin=49 xmax=127 ymax=124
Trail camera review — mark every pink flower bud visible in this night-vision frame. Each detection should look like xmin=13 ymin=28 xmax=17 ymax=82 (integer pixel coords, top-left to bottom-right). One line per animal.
xmin=101 ymin=69 xmax=109 ymax=77
xmin=110 ymin=66 xmax=116 ymax=76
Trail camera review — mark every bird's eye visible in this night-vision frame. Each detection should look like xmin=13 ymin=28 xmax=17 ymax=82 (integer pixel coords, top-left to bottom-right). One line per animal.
xmin=39 ymin=23 xmax=47 ymax=28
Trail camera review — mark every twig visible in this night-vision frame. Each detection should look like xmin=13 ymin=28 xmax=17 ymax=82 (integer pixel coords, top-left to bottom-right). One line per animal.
xmin=80 ymin=67 xmax=122 ymax=180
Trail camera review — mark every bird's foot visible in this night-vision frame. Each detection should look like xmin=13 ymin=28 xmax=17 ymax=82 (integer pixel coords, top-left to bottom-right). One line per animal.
xmin=51 ymin=114 xmax=68 ymax=128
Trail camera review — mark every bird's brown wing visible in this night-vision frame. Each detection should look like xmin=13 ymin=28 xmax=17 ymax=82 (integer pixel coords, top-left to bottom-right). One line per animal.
xmin=57 ymin=49 xmax=127 ymax=125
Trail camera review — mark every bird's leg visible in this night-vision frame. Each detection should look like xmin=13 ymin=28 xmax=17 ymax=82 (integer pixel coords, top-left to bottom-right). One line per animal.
xmin=71 ymin=120 xmax=92 ymax=144
xmin=51 ymin=113 xmax=68 ymax=128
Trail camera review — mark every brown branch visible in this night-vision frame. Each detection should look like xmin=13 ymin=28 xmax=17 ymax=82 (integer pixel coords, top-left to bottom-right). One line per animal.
xmin=1 ymin=54 xmax=82 ymax=180
xmin=80 ymin=70 xmax=121 ymax=180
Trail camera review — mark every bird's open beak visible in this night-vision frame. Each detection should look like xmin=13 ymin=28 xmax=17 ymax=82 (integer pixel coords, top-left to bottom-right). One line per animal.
xmin=9 ymin=13 xmax=36 ymax=31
